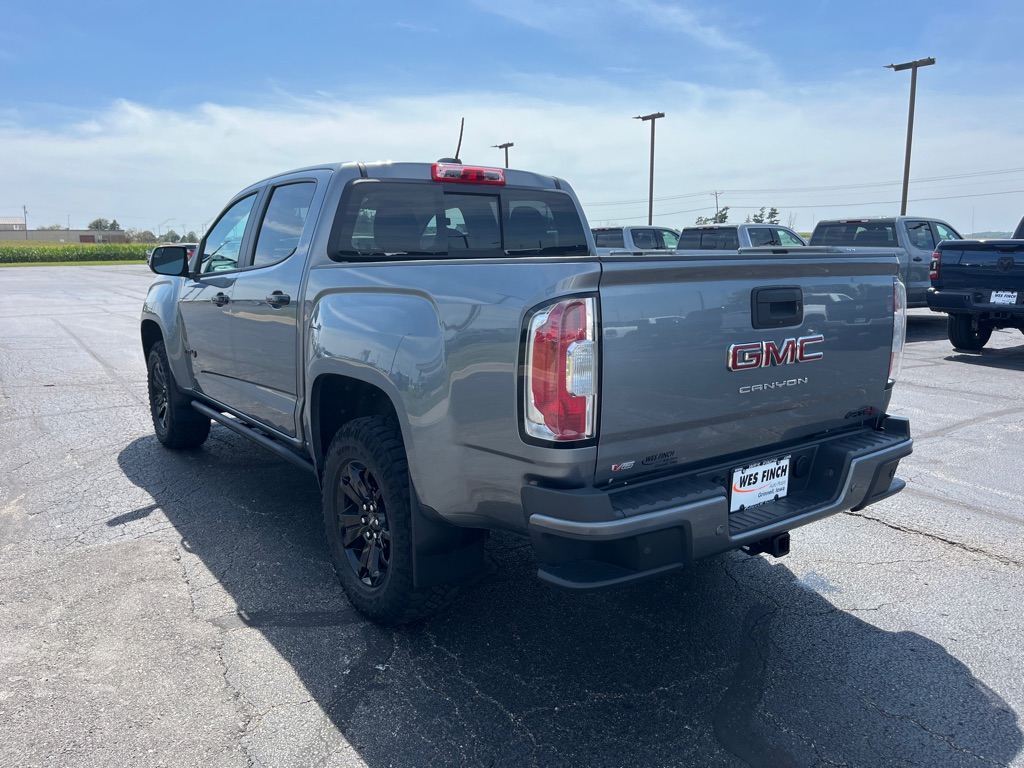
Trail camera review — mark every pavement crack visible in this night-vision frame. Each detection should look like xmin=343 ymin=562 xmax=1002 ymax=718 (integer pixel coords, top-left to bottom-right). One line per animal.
xmin=843 ymin=510 xmax=1024 ymax=568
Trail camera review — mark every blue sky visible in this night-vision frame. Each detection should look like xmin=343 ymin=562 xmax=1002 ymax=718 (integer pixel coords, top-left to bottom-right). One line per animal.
xmin=2 ymin=0 xmax=1023 ymax=235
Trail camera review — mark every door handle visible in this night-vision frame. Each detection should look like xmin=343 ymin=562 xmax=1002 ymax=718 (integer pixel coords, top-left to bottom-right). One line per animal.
xmin=266 ymin=291 xmax=291 ymax=308
xmin=912 ymin=256 xmax=924 ymax=262
xmin=211 ymin=292 xmax=229 ymax=307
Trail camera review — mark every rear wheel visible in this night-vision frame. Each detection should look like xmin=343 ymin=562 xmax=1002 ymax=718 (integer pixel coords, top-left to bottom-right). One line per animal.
xmin=147 ymin=341 xmax=211 ymax=449
xmin=322 ymin=417 xmax=458 ymax=625
xmin=947 ymin=313 xmax=992 ymax=351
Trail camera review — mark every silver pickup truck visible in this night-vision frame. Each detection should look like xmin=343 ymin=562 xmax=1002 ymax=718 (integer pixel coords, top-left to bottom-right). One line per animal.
xmin=809 ymin=216 xmax=962 ymax=308
xmin=591 ymin=225 xmax=680 ymax=255
xmin=142 ymin=159 xmax=913 ymax=625
xmin=678 ymin=223 xmax=807 ymax=250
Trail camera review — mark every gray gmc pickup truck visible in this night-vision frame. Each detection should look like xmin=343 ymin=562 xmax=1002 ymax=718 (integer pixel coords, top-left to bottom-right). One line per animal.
xmin=142 ymin=159 xmax=913 ymax=625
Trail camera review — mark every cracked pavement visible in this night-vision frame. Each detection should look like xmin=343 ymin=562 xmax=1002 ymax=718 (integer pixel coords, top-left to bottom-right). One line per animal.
xmin=1 ymin=266 xmax=1022 ymax=767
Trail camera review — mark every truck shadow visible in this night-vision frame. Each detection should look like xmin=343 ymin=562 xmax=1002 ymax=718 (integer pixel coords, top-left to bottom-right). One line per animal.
xmin=945 ymin=340 xmax=1024 ymax=371
xmin=117 ymin=432 xmax=1022 ymax=768
xmin=905 ymin=312 xmax=949 ymax=343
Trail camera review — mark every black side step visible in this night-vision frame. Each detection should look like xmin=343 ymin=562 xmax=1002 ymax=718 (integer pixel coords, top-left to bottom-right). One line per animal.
xmin=191 ymin=401 xmax=315 ymax=474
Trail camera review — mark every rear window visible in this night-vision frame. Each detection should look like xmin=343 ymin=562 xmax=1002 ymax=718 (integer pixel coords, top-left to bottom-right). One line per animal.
xmin=678 ymin=228 xmax=739 ymax=250
xmin=332 ymin=181 xmax=588 ymax=259
xmin=812 ymin=222 xmax=896 ymax=247
xmin=593 ymin=229 xmax=625 ymax=249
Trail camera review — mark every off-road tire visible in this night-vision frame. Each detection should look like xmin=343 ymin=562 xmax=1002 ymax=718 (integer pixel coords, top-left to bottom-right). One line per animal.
xmin=147 ymin=341 xmax=211 ymax=449
xmin=322 ymin=416 xmax=458 ymax=625
xmin=948 ymin=313 xmax=992 ymax=351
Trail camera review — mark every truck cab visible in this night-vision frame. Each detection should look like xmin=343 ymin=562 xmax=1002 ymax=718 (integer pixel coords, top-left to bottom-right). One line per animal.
xmin=809 ymin=216 xmax=962 ymax=308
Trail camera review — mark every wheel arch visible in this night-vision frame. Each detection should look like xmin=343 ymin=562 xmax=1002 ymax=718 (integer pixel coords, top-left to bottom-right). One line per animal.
xmin=141 ymin=318 xmax=163 ymax=359
xmin=310 ymin=371 xmax=402 ymax=478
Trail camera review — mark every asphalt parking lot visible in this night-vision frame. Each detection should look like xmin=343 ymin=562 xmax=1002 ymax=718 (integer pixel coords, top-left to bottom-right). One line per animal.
xmin=1 ymin=265 xmax=1023 ymax=768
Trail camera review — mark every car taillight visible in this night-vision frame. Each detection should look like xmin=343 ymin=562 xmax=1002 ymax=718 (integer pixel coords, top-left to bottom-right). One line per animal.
xmin=929 ymin=250 xmax=940 ymax=280
xmin=524 ymin=297 xmax=598 ymax=441
xmin=889 ymin=279 xmax=907 ymax=385
xmin=432 ymin=163 xmax=505 ymax=185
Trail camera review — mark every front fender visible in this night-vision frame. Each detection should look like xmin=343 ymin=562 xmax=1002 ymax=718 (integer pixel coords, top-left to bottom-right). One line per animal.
xmin=141 ymin=277 xmax=192 ymax=390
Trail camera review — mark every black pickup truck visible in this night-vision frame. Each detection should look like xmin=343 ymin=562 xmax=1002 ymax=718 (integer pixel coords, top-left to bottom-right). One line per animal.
xmin=927 ymin=216 xmax=1024 ymax=350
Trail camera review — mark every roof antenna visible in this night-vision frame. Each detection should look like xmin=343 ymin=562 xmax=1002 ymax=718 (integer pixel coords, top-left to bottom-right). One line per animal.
xmin=438 ymin=118 xmax=465 ymax=164
xmin=454 ymin=117 xmax=465 ymax=161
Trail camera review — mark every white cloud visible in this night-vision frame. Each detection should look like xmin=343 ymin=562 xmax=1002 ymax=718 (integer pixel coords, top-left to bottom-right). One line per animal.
xmin=2 ymin=78 xmax=1023 ymax=236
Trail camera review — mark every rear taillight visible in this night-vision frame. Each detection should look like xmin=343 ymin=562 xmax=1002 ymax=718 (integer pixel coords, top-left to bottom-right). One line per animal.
xmin=524 ymin=297 xmax=598 ymax=441
xmin=929 ymin=250 xmax=940 ymax=280
xmin=432 ymin=163 xmax=505 ymax=185
xmin=889 ymin=279 xmax=907 ymax=385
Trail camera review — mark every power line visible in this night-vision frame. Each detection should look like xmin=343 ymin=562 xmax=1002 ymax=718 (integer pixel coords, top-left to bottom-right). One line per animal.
xmin=595 ymin=187 xmax=1024 ymax=223
xmin=583 ymin=166 xmax=1024 ymax=207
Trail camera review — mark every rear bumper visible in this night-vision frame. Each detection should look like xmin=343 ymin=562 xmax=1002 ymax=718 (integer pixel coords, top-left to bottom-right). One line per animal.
xmin=927 ymin=287 xmax=1024 ymax=317
xmin=523 ymin=417 xmax=912 ymax=589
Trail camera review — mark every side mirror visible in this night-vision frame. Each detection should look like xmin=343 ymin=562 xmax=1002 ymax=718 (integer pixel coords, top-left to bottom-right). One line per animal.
xmin=149 ymin=246 xmax=189 ymax=276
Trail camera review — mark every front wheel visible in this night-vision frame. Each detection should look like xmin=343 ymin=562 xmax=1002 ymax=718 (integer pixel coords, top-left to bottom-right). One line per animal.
xmin=948 ymin=313 xmax=992 ymax=351
xmin=322 ymin=417 xmax=458 ymax=625
xmin=147 ymin=341 xmax=211 ymax=449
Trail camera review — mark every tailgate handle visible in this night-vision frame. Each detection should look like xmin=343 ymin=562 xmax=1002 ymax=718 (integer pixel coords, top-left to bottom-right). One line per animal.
xmin=752 ymin=286 xmax=803 ymax=329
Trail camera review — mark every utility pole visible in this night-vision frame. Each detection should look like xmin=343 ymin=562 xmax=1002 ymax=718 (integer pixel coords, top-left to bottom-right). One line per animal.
xmin=633 ymin=112 xmax=665 ymax=225
xmin=886 ymin=57 xmax=935 ymax=216
xmin=713 ymin=191 xmax=721 ymax=219
xmin=23 ymin=205 xmax=28 ymax=240
xmin=492 ymin=142 xmax=514 ymax=169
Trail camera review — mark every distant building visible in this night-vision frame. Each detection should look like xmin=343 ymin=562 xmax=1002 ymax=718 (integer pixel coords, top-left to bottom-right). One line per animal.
xmin=0 ymin=228 xmax=127 ymax=243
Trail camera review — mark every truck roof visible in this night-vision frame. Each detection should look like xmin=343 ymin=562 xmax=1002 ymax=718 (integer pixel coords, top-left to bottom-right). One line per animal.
xmin=239 ymin=160 xmax=566 ymax=192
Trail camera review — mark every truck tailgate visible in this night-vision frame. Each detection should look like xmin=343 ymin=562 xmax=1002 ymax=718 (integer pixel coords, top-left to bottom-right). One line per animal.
xmin=937 ymin=240 xmax=1024 ymax=291
xmin=595 ymin=249 xmax=899 ymax=486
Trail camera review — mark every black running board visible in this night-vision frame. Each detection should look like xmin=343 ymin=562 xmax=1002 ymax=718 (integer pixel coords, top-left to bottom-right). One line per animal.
xmin=191 ymin=401 xmax=315 ymax=474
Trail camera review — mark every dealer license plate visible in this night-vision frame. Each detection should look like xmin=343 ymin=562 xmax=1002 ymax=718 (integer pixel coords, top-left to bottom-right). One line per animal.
xmin=991 ymin=291 xmax=1017 ymax=305
xmin=730 ymin=456 xmax=791 ymax=513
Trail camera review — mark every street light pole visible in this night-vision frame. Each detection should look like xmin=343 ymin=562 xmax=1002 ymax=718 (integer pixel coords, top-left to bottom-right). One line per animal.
xmin=492 ymin=142 xmax=514 ymax=169
xmin=886 ymin=57 xmax=935 ymax=216
xmin=633 ymin=112 xmax=665 ymax=225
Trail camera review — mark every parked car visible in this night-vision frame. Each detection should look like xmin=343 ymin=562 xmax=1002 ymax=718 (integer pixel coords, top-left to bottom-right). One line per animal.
xmin=927 ymin=214 xmax=1024 ymax=349
xmin=592 ymin=225 xmax=679 ymax=254
xmin=809 ymin=217 xmax=961 ymax=308
xmin=677 ymin=223 xmax=807 ymax=250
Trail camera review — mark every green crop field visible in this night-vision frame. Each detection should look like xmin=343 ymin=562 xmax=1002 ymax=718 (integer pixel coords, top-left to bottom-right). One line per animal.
xmin=0 ymin=242 xmax=149 ymax=265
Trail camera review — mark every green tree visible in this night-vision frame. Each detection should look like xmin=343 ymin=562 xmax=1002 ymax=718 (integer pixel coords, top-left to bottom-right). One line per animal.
xmin=87 ymin=218 xmax=112 ymax=230
xmin=695 ymin=206 xmax=730 ymax=225
xmin=747 ymin=207 xmax=782 ymax=224
xmin=185 ymin=230 xmax=199 ymax=242
xmin=38 ymin=223 xmax=65 ymax=230
xmin=164 ymin=229 xmax=181 ymax=243
xmin=110 ymin=219 xmax=121 ymax=231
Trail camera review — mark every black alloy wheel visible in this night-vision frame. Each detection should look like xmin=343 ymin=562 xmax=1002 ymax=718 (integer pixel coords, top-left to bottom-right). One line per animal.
xmin=146 ymin=340 xmax=210 ymax=449
xmin=336 ymin=459 xmax=392 ymax=588
xmin=322 ymin=417 xmax=458 ymax=625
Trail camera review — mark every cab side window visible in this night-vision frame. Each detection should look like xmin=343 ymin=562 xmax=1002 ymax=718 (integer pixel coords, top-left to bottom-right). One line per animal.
xmin=658 ymin=229 xmax=679 ymax=249
xmin=748 ymin=227 xmax=775 ymax=247
xmin=200 ymin=194 xmax=258 ymax=273
xmin=776 ymin=229 xmax=805 ymax=247
xmin=252 ymin=182 xmax=317 ymax=268
xmin=905 ymin=220 xmax=936 ymax=250
xmin=934 ymin=222 xmax=961 ymax=243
